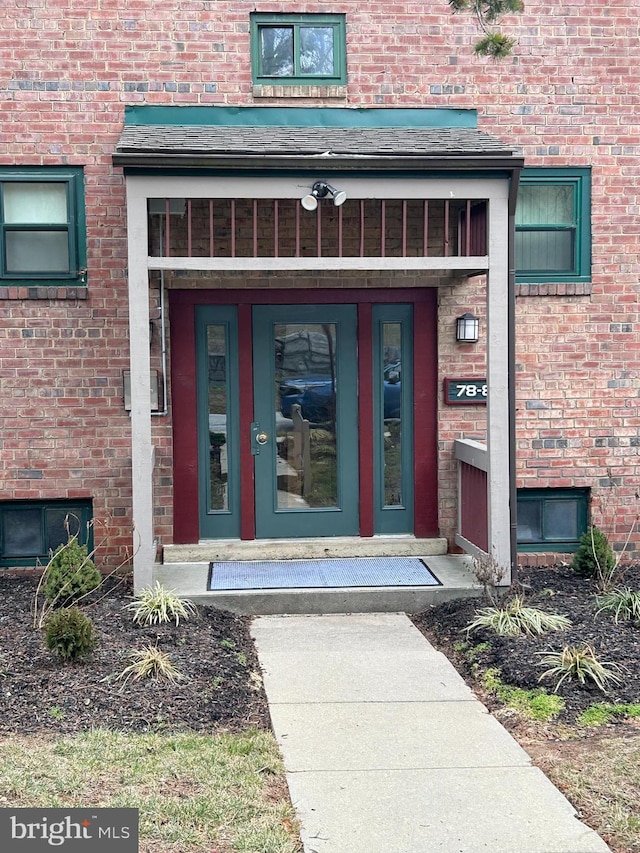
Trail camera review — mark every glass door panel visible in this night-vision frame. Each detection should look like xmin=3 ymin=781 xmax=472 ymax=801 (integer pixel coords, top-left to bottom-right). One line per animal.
xmin=373 ymin=304 xmax=414 ymax=533
xmin=381 ymin=322 xmax=403 ymax=507
xmin=206 ymin=324 xmax=229 ymax=512
xmin=196 ymin=306 xmax=241 ymax=538
xmin=275 ymin=322 xmax=339 ymax=509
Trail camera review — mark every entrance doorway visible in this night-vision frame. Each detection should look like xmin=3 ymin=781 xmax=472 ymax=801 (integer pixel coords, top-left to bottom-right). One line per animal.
xmin=171 ymin=289 xmax=437 ymax=544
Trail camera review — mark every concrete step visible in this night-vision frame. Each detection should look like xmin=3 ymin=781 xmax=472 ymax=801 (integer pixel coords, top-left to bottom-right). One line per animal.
xmin=162 ymin=536 xmax=449 ymax=564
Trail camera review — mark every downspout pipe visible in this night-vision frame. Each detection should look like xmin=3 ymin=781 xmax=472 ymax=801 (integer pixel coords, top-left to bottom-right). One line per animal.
xmin=151 ymin=271 xmax=169 ymax=418
xmin=507 ymin=167 xmax=522 ymax=585
xmin=151 ymin=214 xmax=169 ymax=417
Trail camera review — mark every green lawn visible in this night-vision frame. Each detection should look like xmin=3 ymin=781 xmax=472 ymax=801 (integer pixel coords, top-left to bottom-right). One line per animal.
xmin=0 ymin=729 xmax=301 ymax=853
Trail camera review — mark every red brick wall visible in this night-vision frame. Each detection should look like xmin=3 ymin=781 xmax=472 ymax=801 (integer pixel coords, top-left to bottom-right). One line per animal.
xmin=1 ymin=1 xmax=639 ymax=565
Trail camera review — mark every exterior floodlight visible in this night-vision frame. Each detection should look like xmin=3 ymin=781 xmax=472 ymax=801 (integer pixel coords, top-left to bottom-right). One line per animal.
xmin=301 ymin=181 xmax=347 ymax=210
xmin=332 ymin=188 xmax=347 ymax=206
xmin=301 ymin=192 xmax=319 ymax=211
xmin=456 ymin=313 xmax=480 ymax=343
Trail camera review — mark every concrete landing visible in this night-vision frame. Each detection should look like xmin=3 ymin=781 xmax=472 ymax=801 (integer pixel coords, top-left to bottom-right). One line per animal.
xmin=153 ymin=554 xmax=481 ymax=614
xmin=251 ymin=613 xmax=611 ymax=853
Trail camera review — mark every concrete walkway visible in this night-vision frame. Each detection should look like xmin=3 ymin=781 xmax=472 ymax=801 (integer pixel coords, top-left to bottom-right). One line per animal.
xmin=251 ymin=613 xmax=611 ymax=853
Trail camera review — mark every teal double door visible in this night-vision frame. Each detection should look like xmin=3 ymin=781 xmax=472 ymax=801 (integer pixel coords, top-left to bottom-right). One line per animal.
xmin=196 ymin=302 xmax=414 ymax=540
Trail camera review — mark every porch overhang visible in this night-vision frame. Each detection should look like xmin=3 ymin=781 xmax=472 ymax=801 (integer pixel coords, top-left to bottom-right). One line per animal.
xmin=113 ymin=123 xmax=522 ymax=174
xmin=114 ymin=107 xmax=522 ymax=593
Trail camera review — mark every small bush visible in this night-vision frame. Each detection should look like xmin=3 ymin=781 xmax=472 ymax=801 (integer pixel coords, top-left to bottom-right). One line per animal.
xmin=466 ymin=595 xmax=572 ymax=637
xmin=596 ymin=587 xmax=640 ymax=624
xmin=43 ymin=538 xmax=102 ymax=607
xmin=115 ymin=646 xmax=183 ymax=685
xmin=127 ymin=581 xmax=197 ymax=626
xmin=44 ymin=606 xmax=95 ymax=661
xmin=571 ymin=526 xmax=615 ymax=580
xmin=472 ymin=552 xmax=507 ymax=603
xmin=538 ymin=644 xmax=623 ymax=693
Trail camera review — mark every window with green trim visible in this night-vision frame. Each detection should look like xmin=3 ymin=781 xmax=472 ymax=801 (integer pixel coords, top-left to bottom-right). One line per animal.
xmin=0 ymin=168 xmax=86 ymax=286
xmin=515 ymin=168 xmax=591 ymax=283
xmin=251 ymin=13 xmax=346 ymax=86
xmin=0 ymin=500 xmax=93 ymax=567
xmin=517 ymin=488 xmax=588 ymax=552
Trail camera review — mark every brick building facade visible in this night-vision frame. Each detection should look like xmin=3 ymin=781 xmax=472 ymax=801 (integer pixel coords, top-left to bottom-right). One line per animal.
xmin=1 ymin=1 xmax=638 ymax=578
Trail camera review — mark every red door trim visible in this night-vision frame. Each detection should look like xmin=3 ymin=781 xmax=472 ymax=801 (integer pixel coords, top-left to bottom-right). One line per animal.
xmin=357 ymin=303 xmax=374 ymax=537
xmin=413 ymin=293 xmax=439 ymax=537
xmin=169 ymin=288 xmax=428 ymax=307
xmin=169 ymin=288 xmax=439 ymax=544
xmin=168 ymin=293 xmax=199 ymax=544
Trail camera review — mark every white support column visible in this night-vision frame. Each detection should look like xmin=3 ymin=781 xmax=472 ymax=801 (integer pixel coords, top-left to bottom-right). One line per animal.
xmin=486 ymin=195 xmax=512 ymax=582
xmin=126 ymin=178 xmax=154 ymax=591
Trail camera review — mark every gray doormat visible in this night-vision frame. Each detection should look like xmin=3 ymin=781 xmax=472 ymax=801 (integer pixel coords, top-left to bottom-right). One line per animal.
xmin=208 ymin=557 xmax=440 ymax=591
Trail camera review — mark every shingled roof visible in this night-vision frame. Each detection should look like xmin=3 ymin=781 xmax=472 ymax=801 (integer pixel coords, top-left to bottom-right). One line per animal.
xmin=113 ymin=124 xmax=521 ymax=170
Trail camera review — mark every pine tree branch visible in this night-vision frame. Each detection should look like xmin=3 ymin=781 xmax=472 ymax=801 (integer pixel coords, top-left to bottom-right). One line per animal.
xmin=449 ymin=0 xmax=524 ymax=59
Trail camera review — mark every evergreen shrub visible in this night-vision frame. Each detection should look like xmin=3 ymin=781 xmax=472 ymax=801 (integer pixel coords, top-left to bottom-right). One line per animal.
xmin=571 ymin=526 xmax=615 ymax=579
xmin=44 ymin=606 xmax=95 ymax=661
xmin=43 ymin=538 xmax=101 ymax=606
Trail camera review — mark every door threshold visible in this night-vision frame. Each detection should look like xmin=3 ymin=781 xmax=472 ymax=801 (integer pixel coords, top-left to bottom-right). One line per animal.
xmin=162 ymin=536 xmax=448 ymax=564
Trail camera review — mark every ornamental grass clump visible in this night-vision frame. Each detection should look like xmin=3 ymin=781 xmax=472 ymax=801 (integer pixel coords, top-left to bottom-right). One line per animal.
xmin=465 ymin=595 xmax=572 ymax=637
xmin=126 ymin=581 xmax=197 ymax=626
xmin=43 ymin=537 xmax=102 ymax=607
xmin=115 ymin=646 xmax=183 ymax=686
xmin=596 ymin=587 xmax=640 ymax=624
xmin=538 ymin=644 xmax=623 ymax=693
xmin=44 ymin=606 xmax=95 ymax=662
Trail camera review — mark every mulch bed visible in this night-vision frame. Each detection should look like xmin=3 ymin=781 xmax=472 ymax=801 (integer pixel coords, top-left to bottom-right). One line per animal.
xmin=412 ymin=564 xmax=640 ymax=724
xmin=0 ymin=575 xmax=270 ymax=735
xmin=2 ymin=565 xmax=639 ymax=735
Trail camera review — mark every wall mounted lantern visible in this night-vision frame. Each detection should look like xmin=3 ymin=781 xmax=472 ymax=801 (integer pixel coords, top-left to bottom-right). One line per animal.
xmin=456 ymin=313 xmax=479 ymax=343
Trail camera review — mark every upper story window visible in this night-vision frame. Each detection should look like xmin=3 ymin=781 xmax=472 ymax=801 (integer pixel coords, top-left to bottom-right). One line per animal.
xmin=251 ymin=13 xmax=346 ymax=86
xmin=0 ymin=167 xmax=86 ymax=286
xmin=516 ymin=168 xmax=591 ymax=283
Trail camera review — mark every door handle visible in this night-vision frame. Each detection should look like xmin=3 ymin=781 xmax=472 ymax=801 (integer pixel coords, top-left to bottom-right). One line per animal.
xmin=251 ymin=422 xmax=269 ymax=455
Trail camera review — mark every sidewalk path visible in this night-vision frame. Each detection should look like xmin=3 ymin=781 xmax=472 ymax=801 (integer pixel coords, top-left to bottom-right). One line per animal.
xmin=251 ymin=613 xmax=611 ymax=853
